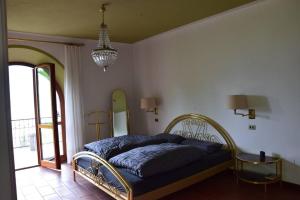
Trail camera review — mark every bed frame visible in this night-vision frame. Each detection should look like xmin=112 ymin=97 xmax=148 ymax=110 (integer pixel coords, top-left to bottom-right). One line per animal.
xmin=72 ymin=113 xmax=237 ymax=200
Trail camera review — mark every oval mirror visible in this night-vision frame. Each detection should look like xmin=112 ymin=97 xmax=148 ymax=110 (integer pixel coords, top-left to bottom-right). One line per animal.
xmin=112 ymin=89 xmax=129 ymax=136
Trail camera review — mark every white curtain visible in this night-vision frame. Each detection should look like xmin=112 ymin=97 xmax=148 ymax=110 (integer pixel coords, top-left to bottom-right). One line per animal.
xmin=64 ymin=45 xmax=84 ymax=163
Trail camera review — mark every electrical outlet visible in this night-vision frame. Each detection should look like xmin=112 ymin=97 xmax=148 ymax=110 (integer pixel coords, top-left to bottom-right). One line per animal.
xmin=249 ymin=125 xmax=256 ymax=130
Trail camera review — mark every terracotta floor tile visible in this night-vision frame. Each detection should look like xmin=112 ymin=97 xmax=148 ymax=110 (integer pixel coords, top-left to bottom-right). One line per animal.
xmin=43 ymin=194 xmax=62 ymax=200
xmin=54 ymin=186 xmax=73 ymax=197
xmin=24 ymin=194 xmax=43 ymax=200
xmin=59 ymin=193 xmax=78 ymax=200
xmin=79 ymin=195 xmax=101 ymax=200
xmin=37 ymin=185 xmax=56 ymax=196
xmin=21 ymin=185 xmax=39 ymax=196
xmin=70 ymin=187 xmax=93 ymax=197
xmin=33 ymin=179 xmax=49 ymax=187
xmin=48 ymin=179 xmax=63 ymax=188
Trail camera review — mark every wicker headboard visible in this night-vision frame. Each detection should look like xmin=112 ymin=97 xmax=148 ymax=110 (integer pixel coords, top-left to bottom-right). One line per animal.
xmin=164 ymin=113 xmax=236 ymax=157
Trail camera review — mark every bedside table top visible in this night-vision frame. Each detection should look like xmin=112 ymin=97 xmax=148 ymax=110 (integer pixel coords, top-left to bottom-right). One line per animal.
xmin=236 ymin=152 xmax=281 ymax=164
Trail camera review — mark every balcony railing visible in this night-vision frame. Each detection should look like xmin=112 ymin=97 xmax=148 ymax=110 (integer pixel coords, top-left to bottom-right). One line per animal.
xmin=12 ymin=117 xmax=63 ymax=169
xmin=12 ymin=118 xmax=36 ymax=149
xmin=11 ymin=116 xmax=60 ymax=149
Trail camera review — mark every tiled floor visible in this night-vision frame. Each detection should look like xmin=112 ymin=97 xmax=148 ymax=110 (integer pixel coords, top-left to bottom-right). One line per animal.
xmin=16 ymin=164 xmax=113 ymax=200
xmin=16 ymin=165 xmax=300 ymax=200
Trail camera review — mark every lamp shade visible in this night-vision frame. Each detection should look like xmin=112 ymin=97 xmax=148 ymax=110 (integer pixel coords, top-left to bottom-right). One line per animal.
xmin=227 ymin=95 xmax=248 ymax=109
xmin=140 ymin=98 xmax=157 ymax=111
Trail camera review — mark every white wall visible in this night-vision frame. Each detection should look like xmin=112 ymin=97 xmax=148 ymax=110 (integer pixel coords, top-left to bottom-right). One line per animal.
xmin=80 ymin=39 xmax=134 ymax=142
xmin=8 ymin=31 xmax=134 ymax=143
xmin=132 ymin=0 xmax=300 ymax=184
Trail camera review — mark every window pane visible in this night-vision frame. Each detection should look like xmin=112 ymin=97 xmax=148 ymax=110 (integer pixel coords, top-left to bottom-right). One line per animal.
xmin=37 ymin=68 xmax=53 ymax=124
xmin=56 ymin=92 xmax=61 ymax=122
xmin=58 ymin=124 xmax=64 ymax=156
xmin=40 ymin=128 xmax=55 ymax=161
xmin=9 ymin=65 xmax=39 ymax=169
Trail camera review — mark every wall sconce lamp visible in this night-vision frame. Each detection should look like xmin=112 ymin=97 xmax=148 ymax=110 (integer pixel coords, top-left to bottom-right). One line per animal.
xmin=228 ymin=95 xmax=255 ymax=119
xmin=140 ymin=97 xmax=158 ymax=115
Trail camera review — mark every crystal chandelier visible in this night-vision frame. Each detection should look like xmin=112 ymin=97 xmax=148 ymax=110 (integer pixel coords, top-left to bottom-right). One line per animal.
xmin=91 ymin=3 xmax=117 ymax=72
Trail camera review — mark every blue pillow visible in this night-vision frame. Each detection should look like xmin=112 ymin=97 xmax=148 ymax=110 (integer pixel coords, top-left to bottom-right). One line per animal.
xmin=181 ymin=138 xmax=223 ymax=153
xmin=118 ymin=135 xmax=166 ymax=151
xmin=154 ymin=133 xmax=185 ymax=144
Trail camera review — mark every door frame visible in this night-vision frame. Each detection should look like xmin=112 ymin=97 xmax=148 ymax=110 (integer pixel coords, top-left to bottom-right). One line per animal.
xmin=0 ymin=0 xmax=18 ymax=198
xmin=9 ymin=61 xmax=67 ymax=169
xmin=56 ymin=80 xmax=67 ymax=163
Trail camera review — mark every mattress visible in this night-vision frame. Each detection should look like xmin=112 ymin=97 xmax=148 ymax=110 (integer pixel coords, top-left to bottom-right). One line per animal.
xmin=77 ymin=149 xmax=231 ymax=196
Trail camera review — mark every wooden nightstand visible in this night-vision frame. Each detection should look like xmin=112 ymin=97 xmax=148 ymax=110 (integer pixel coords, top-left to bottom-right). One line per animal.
xmin=235 ymin=153 xmax=282 ymax=192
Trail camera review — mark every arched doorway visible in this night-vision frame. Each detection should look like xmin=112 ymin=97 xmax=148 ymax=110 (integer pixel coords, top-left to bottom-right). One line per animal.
xmin=8 ymin=45 xmax=64 ymax=89
xmin=9 ymin=62 xmax=66 ymax=170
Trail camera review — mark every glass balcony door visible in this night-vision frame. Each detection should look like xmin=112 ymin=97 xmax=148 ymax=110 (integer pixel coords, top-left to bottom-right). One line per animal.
xmin=9 ymin=64 xmax=39 ymax=170
xmin=34 ymin=63 xmax=61 ymax=170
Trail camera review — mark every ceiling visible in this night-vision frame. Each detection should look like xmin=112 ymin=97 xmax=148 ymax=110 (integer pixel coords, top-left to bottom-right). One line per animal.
xmin=7 ymin=0 xmax=254 ymax=43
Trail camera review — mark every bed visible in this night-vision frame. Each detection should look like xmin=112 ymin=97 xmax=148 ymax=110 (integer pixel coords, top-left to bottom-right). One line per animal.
xmin=72 ymin=113 xmax=237 ymax=200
